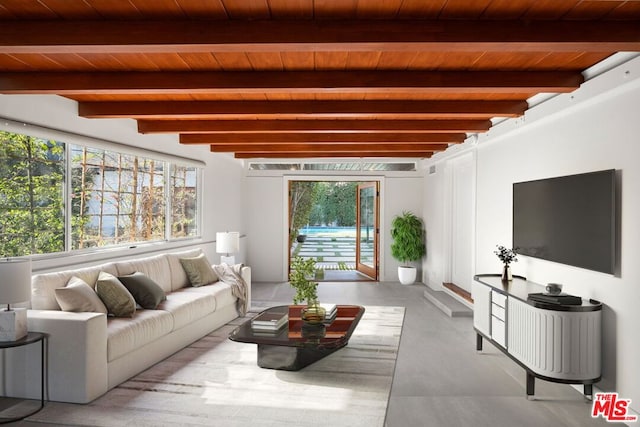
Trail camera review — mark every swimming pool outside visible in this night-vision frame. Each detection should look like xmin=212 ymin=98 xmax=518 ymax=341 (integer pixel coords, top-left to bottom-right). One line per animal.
xmin=299 ymin=226 xmax=357 ymax=238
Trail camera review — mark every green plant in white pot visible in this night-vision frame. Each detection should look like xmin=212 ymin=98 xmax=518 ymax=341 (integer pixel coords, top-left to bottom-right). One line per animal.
xmin=390 ymin=211 xmax=426 ymax=285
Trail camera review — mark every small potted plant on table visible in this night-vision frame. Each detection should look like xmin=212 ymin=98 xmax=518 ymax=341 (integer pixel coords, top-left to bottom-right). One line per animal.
xmin=289 ymin=256 xmax=326 ymax=324
xmin=494 ymin=245 xmax=518 ymax=282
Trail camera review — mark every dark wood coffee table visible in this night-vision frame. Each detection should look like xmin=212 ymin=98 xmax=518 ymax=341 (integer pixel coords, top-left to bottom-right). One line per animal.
xmin=229 ymin=305 xmax=365 ymax=371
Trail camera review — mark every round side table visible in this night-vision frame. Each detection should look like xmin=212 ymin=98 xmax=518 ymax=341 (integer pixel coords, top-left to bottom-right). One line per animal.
xmin=0 ymin=332 xmax=47 ymax=424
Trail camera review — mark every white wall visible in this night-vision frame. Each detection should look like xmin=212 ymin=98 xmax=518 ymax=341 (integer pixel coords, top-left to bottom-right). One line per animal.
xmin=424 ymin=55 xmax=640 ymax=410
xmin=244 ymin=173 xmax=424 ymax=282
xmin=423 ymin=163 xmax=447 ymax=288
xmin=0 ymin=94 xmax=246 ymax=270
xmin=245 ymin=176 xmax=285 ymax=281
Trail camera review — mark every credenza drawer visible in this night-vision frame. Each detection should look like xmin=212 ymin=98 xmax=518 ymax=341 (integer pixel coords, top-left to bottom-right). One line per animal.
xmin=491 ymin=291 xmax=507 ymax=308
xmin=492 ymin=303 xmax=506 ymax=321
xmin=491 ymin=316 xmax=506 ymax=348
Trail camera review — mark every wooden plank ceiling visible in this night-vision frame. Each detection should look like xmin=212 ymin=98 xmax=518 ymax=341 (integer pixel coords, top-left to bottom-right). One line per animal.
xmin=1 ymin=1 xmax=639 ymax=159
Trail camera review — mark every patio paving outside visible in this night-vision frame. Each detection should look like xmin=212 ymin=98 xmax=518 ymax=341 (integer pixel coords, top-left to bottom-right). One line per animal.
xmin=291 ymin=227 xmax=374 ymax=271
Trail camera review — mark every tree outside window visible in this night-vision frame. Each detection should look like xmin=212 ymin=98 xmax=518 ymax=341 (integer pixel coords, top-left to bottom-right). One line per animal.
xmin=70 ymin=147 xmax=166 ymax=249
xmin=0 ymin=131 xmax=65 ymax=256
xmin=170 ymin=165 xmax=198 ymax=239
xmin=0 ymin=130 xmax=201 ymax=256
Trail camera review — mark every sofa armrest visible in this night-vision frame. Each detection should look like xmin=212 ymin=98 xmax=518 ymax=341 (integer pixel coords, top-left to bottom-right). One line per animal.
xmin=20 ymin=310 xmax=109 ymax=403
xmin=240 ymin=265 xmax=251 ymax=310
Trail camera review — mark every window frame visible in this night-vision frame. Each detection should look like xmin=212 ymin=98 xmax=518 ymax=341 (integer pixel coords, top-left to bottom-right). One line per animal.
xmin=1 ymin=118 xmax=204 ymax=258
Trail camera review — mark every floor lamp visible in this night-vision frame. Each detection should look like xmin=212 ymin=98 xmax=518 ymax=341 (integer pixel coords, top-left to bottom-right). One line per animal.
xmin=216 ymin=232 xmax=240 ymax=265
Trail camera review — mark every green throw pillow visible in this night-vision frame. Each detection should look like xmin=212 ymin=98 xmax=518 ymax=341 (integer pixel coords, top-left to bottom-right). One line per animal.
xmin=118 ymin=272 xmax=166 ymax=309
xmin=96 ymin=271 xmax=136 ymax=317
xmin=179 ymin=254 xmax=218 ymax=287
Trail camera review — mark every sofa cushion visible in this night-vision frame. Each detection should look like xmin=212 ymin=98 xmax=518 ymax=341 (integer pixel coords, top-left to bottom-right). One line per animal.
xmin=156 ymin=290 xmax=217 ymax=330
xmin=107 ymin=309 xmax=174 ymax=362
xmin=114 ymin=254 xmax=173 ymax=293
xmin=31 ymin=263 xmax=118 ymax=310
xmin=177 ymin=282 xmax=236 ymax=310
xmin=54 ymin=277 xmax=108 ymax=314
xmin=166 ymin=248 xmax=204 ymax=291
xmin=96 ymin=272 xmax=136 ymax=318
xmin=179 ymin=254 xmax=218 ymax=287
xmin=117 ymin=272 xmax=166 ymax=310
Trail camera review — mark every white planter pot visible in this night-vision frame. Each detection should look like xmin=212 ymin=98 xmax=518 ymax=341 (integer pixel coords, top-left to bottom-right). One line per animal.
xmin=398 ymin=266 xmax=417 ymax=285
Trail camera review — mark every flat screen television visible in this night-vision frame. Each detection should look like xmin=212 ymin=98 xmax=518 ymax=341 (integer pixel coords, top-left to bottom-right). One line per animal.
xmin=512 ymin=169 xmax=616 ymax=274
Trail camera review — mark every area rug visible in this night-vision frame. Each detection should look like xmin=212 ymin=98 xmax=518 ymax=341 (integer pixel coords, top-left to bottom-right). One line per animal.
xmin=25 ymin=305 xmax=405 ymax=427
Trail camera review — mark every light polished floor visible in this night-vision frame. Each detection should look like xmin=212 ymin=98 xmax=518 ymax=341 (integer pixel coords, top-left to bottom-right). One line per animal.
xmin=15 ymin=280 xmax=609 ymax=427
xmin=252 ymin=280 xmax=610 ymax=427
xmin=319 ymin=269 xmax=373 ymax=281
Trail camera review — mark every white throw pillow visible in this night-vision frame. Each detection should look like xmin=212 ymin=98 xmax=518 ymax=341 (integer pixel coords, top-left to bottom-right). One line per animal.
xmin=55 ymin=276 xmax=108 ymax=314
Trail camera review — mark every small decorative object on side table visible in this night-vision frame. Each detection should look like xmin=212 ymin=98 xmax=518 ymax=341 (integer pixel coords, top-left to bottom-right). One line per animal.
xmin=545 ymin=283 xmax=563 ymax=295
xmin=494 ymin=245 xmax=518 ymax=282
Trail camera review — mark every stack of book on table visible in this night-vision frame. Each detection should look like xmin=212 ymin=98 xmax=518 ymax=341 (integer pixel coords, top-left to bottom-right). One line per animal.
xmin=322 ymin=303 xmax=337 ymax=322
xmin=527 ymin=293 xmax=582 ymax=306
xmin=251 ymin=311 xmax=288 ymax=333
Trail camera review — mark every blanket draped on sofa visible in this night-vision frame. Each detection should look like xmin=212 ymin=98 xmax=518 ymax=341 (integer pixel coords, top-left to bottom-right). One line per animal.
xmin=213 ymin=263 xmax=249 ymax=315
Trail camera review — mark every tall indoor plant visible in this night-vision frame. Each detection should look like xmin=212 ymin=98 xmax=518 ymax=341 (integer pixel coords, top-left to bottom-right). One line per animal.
xmin=390 ymin=211 xmax=426 ymax=285
xmin=289 ymin=256 xmax=326 ymax=323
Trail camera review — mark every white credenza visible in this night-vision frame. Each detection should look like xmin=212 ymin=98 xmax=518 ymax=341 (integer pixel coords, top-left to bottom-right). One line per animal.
xmin=473 ymin=274 xmax=602 ymax=397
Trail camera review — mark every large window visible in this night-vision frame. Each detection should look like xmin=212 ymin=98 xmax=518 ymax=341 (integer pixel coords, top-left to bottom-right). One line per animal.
xmin=0 ymin=130 xmax=201 ymax=257
xmin=170 ymin=165 xmax=198 ymax=239
xmin=0 ymin=132 xmax=65 ymax=256
xmin=71 ymin=147 xmax=167 ymax=249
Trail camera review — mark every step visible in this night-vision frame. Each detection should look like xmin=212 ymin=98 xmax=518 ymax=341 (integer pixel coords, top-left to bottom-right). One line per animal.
xmin=423 ymin=287 xmax=473 ymax=317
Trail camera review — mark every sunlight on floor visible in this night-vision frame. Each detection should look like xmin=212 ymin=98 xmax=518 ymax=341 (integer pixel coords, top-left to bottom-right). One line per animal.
xmin=201 ymin=367 xmax=354 ymax=411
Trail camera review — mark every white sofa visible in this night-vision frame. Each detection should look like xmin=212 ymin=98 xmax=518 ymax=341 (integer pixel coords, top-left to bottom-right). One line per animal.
xmin=1 ymin=248 xmax=250 ymax=404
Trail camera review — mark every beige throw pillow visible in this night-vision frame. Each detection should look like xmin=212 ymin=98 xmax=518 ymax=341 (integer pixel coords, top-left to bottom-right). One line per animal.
xmin=96 ymin=271 xmax=136 ymax=317
xmin=55 ymin=276 xmax=108 ymax=314
xmin=179 ymin=254 xmax=218 ymax=287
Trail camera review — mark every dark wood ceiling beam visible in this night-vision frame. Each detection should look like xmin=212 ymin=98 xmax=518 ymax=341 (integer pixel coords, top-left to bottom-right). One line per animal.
xmin=81 ymin=100 xmax=527 ymax=119
xmin=138 ymin=119 xmax=491 ymax=134
xmin=180 ymin=133 xmax=466 ymax=144
xmin=234 ymin=152 xmax=433 ymax=159
xmin=1 ymin=20 xmax=639 ymax=53
xmin=209 ymin=143 xmax=448 ymax=153
xmin=0 ymin=71 xmax=583 ymax=95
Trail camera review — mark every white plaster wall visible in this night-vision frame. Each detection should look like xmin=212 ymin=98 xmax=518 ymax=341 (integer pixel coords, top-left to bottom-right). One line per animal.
xmin=244 ymin=174 xmax=424 ymax=282
xmin=244 ymin=176 xmax=285 ymax=282
xmin=0 ymin=94 xmax=246 ymax=268
xmin=423 ymin=164 xmax=446 ymax=289
xmin=425 ymin=56 xmax=640 ymax=409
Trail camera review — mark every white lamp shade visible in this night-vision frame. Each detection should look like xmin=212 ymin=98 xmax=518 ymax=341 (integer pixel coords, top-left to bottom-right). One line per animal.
xmin=216 ymin=232 xmax=240 ymax=254
xmin=0 ymin=258 xmax=32 ymax=304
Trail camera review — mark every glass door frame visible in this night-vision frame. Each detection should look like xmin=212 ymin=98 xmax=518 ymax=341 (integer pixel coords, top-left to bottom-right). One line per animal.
xmin=356 ymin=182 xmax=379 ymax=280
xmin=283 ymin=176 xmax=383 ymax=282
